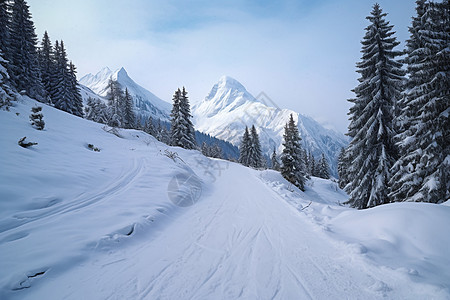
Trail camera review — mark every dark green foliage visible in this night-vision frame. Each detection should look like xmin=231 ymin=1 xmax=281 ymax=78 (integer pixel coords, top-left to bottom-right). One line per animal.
xmin=281 ymin=114 xmax=305 ymax=191
xmin=29 ymin=105 xmax=44 ymax=130
xmin=344 ymin=4 xmax=404 ymax=209
xmin=389 ymin=0 xmax=450 ymax=204
xmin=170 ymin=87 xmax=196 ymax=149
xmin=8 ymin=0 xmax=44 ymax=100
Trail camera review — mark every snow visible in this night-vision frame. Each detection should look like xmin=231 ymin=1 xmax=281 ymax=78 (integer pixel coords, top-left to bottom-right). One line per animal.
xmin=79 ymin=67 xmax=171 ymax=121
xmin=1 ymin=97 xmax=449 ymax=299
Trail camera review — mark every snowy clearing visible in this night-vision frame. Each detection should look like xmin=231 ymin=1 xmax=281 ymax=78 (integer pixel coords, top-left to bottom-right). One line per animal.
xmin=1 ymin=97 xmax=449 ymax=299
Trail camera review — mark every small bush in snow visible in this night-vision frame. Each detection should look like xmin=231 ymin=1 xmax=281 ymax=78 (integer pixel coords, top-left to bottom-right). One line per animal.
xmin=30 ymin=106 xmax=45 ymax=130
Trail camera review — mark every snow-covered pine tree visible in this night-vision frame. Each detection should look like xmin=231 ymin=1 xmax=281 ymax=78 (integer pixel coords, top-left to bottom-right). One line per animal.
xmin=144 ymin=116 xmax=156 ymax=136
xmin=38 ymin=31 xmax=54 ymax=103
xmin=248 ymin=125 xmax=264 ymax=168
xmin=105 ymin=77 xmax=124 ymax=127
xmin=53 ymin=41 xmax=74 ymax=113
xmin=271 ymin=148 xmax=280 ymax=171
xmin=344 ymin=4 xmax=404 ymax=209
xmin=309 ymin=152 xmax=316 ymax=177
xmin=238 ymin=126 xmax=251 ymax=167
xmin=281 ymin=114 xmax=305 ymax=191
xmin=0 ymin=0 xmax=10 ymax=64
xmin=29 ymin=105 xmax=44 ymax=130
xmin=0 ymin=49 xmax=14 ymax=109
xmin=318 ymin=153 xmax=330 ymax=179
xmin=201 ymin=142 xmax=209 ymax=157
xmin=337 ymin=147 xmax=348 ymax=189
xmin=170 ymin=88 xmax=182 ymax=146
xmin=389 ymin=0 xmax=450 ymax=203
xmin=85 ymin=97 xmax=108 ymax=124
xmin=170 ymin=87 xmax=196 ymax=149
xmin=122 ymin=88 xmax=135 ymax=129
xmin=68 ymin=61 xmax=83 ymax=117
xmin=179 ymin=87 xmax=196 ymax=149
xmin=8 ymin=0 xmax=44 ymax=101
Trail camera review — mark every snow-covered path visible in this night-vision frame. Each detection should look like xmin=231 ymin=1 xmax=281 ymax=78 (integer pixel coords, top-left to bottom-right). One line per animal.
xmin=16 ymin=163 xmax=435 ymax=299
xmin=2 ymin=98 xmax=449 ymax=299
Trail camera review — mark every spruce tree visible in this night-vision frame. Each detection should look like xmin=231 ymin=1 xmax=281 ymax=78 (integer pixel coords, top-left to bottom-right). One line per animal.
xmin=170 ymin=87 xmax=196 ymax=149
xmin=106 ymin=77 xmax=123 ymax=127
xmin=239 ymin=126 xmax=251 ymax=167
xmin=144 ymin=116 xmax=156 ymax=136
xmin=0 ymin=0 xmax=10 ymax=63
xmin=248 ymin=125 xmax=264 ymax=168
xmin=318 ymin=153 xmax=330 ymax=179
xmin=53 ymin=41 xmax=73 ymax=113
xmin=389 ymin=0 xmax=450 ymax=203
xmin=179 ymin=87 xmax=196 ymax=149
xmin=271 ymin=148 xmax=280 ymax=171
xmin=29 ymin=105 xmax=44 ymax=130
xmin=344 ymin=4 xmax=404 ymax=209
xmin=68 ymin=61 xmax=83 ymax=117
xmin=8 ymin=0 xmax=44 ymax=100
xmin=281 ymin=114 xmax=305 ymax=191
xmin=170 ymin=88 xmax=182 ymax=145
xmin=38 ymin=31 xmax=54 ymax=103
xmin=122 ymin=88 xmax=135 ymax=129
xmin=0 ymin=49 xmax=14 ymax=109
xmin=337 ymin=147 xmax=348 ymax=189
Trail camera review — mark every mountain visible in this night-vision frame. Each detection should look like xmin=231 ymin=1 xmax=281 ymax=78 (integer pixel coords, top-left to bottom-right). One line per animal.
xmin=79 ymin=67 xmax=171 ymax=121
xmin=192 ymin=76 xmax=349 ymax=176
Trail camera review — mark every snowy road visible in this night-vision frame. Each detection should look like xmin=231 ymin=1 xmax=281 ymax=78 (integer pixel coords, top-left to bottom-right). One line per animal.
xmin=2 ymin=98 xmax=448 ymax=299
xmin=16 ymin=162 xmax=436 ymax=299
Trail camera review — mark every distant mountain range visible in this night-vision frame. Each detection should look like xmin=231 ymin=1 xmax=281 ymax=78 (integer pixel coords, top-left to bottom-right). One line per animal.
xmin=79 ymin=67 xmax=170 ymax=121
xmin=79 ymin=69 xmax=348 ymax=175
xmin=192 ymin=76 xmax=348 ymax=176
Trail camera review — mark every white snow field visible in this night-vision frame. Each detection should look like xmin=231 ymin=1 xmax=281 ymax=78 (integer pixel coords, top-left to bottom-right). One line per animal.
xmin=1 ymin=97 xmax=449 ymax=300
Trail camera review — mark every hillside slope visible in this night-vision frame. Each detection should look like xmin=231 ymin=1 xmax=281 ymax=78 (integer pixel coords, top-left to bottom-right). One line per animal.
xmin=0 ymin=97 xmax=449 ymax=299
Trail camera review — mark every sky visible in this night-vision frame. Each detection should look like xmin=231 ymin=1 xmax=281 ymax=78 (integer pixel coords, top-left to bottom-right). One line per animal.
xmin=28 ymin=0 xmax=415 ymax=132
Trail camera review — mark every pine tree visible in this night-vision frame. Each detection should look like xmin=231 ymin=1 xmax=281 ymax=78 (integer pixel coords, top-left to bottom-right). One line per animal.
xmin=344 ymin=4 xmax=404 ymax=209
xmin=248 ymin=125 xmax=264 ymax=168
xmin=201 ymin=141 xmax=210 ymax=157
xmin=318 ymin=153 xmax=330 ymax=179
xmin=170 ymin=87 xmax=196 ymax=149
xmin=337 ymin=147 xmax=348 ymax=189
xmin=85 ymin=97 xmax=108 ymax=124
xmin=122 ymin=88 xmax=135 ymax=129
xmin=389 ymin=0 xmax=450 ymax=203
xmin=68 ymin=61 xmax=83 ymax=117
xmin=239 ymin=126 xmax=251 ymax=167
xmin=38 ymin=31 xmax=54 ymax=103
xmin=105 ymin=77 xmax=124 ymax=127
xmin=271 ymin=148 xmax=280 ymax=171
xmin=0 ymin=0 xmax=10 ymax=63
xmin=53 ymin=41 xmax=73 ymax=113
xmin=0 ymin=49 xmax=14 ymax=109
xmin=8 ymin=0 xmax=44 ymax=100
xmin=29 ymin=105 xmax=44 ymax=130
xmin=281 ymin=114 xmax=305 ymax=191
xmin=144 ymin=116 xmax=156 ymax=136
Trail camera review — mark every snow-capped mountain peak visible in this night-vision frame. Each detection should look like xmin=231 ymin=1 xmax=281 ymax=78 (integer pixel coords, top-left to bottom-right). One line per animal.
xmin=79 ymin=67 xmax=171 ymax=121
xmin=193 ymin=76 xmax=348 ymax=176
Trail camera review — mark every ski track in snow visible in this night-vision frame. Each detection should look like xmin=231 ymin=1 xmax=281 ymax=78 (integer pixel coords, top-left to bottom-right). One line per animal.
xmin=1 ymin=97 xmax=449 ymax=299
xmin=10 ymin=164 xmax=444 ymax=300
